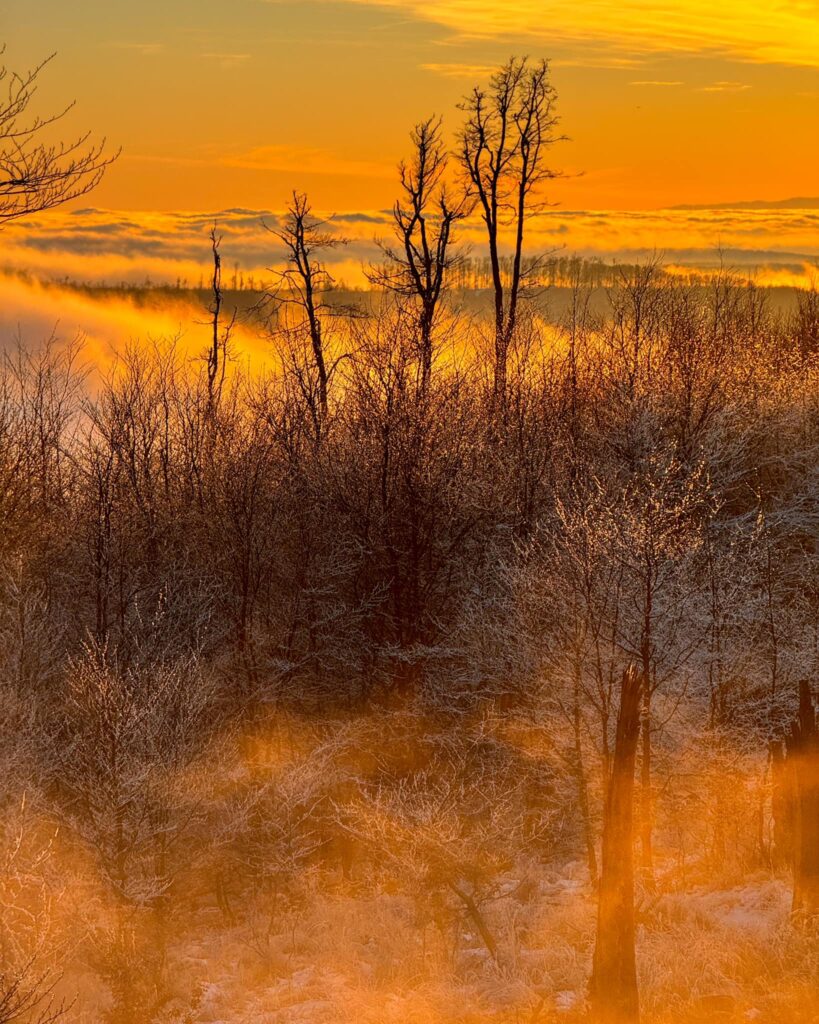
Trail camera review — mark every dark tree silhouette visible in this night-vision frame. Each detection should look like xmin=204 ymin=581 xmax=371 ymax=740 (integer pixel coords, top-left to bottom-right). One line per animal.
xmin=0 ymin=953 xmax=68 ymax=1024
xmin=458 ymin=57 xmax=561 ymax=401
xmin=786 ymin=680 xmax=819 ymax=916
xmin=264 ymin=192 xmax=349 ymax=428
xmin=769 ymin=737 xmax=794 ymax=868
xmin=369 ymin=117 xmax=465 ymax=391
xmin=206 ymin=226 xmax=234 ymax=411
xmin=0 ymin=50 xmax=116 ymax=225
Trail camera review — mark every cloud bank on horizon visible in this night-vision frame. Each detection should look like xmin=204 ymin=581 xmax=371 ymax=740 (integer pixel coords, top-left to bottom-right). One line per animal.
xmin=4 ymin=203 xmax=819 ymax=289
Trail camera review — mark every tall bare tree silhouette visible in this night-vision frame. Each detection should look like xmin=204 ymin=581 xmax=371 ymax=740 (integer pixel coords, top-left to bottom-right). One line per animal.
xmin=369 ymin=117 xmax=466 ymax=392
xmin=458 ymin=57 xmax=561 ymax=401
xmin=264 ymin=192 xmax=350 ymax=430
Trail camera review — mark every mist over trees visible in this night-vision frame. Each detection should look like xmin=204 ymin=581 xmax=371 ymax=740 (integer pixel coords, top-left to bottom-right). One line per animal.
xmin=2 ymin=46 xmax=819 ymax=1024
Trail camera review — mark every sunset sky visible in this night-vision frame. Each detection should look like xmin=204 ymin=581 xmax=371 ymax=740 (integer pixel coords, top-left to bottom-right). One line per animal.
xmin=3 ymin=1 xmax=819 ymax=285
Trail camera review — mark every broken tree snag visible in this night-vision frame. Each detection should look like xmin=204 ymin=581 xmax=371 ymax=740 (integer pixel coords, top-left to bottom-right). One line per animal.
xmin=787 ymin=679 xmax=819 ymax=916
xmin=769 ymin=738 xmax=793 ymax=868
xmin=589 ymin=665 xmax=642 ymax=1024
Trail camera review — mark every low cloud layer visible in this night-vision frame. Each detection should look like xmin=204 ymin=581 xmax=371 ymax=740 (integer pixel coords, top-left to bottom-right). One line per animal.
xmin=3 ymin=204 xmax=819 ymax=290
xmin=0 ymin=274 xmax=276 ymax=375
xmin=3 ymin=201 xmax=818 ymax=374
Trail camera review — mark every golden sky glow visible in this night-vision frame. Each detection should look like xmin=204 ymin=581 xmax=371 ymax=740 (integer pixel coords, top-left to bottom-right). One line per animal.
xmin=3 ymin=0 xmax=819 ymax=217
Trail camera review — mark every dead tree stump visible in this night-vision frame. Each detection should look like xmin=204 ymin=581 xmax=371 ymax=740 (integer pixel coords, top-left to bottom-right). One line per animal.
xmin=769 ymin=738 xmax=794 ymax=868
xmin=787 ymin=679 xmax=819 ymax=916
xmin=589 ymin=665 xmax=642 ymax=1024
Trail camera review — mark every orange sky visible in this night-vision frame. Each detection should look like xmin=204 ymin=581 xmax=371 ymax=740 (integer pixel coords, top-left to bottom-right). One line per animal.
xmin=4 ymin=0 xmax=819 ymax=214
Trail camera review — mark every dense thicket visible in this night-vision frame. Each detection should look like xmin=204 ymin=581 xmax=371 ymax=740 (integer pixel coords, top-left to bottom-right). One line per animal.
xmin=0 ymin=264 xmax=818 ymax=1021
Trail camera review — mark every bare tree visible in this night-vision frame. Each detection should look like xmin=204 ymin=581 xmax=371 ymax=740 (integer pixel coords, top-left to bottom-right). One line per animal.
xmin=609 ymin=456 xmax=712 ymax=882
xmin=0 ymin=50 xmax=117 ymax=225
xmin=0 ymin=959 xmax=67 ymax=1024
xmin=793 ymin=278 xmax=819 ymax=357
xmin=342 ymin=715 xmax=555 ymax=966
xmin=369 ymin=118 xmax=465 ymax=391
xmin=0 ymin=582 xmax=69 ymax=1024
xmin=61 ymin=641 xmax=214 ymax=1023
xmin=264 ymin=192 xmax=350 ymax=429
xmin=458 ymin=57 xmax=561 ymax=399
xmin=205 ymin=227 xmax=234 ymax=412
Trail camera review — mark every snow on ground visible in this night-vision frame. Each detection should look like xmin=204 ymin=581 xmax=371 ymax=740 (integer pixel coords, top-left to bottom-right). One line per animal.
xmin=150 ymin=873 xmax=814 ymax=1023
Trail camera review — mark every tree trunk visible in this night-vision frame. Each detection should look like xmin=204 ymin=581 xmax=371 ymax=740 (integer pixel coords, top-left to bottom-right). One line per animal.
xmin=448 ymin=880 xmax=500 ymax=964
xmin=639 ymin=644 xmax=654 ymax=884
xmin=787 ymin=680 xmax=819 ymax=916
xmin=574 ymin=662 xmax=599 ymax=888
xmin=589 ymin=665 xmax=641 ymax=1024
xmin=769 ymin=739 xmax=793 ymax=869
xmin=419 ymin=304 xmax=433 ymax=393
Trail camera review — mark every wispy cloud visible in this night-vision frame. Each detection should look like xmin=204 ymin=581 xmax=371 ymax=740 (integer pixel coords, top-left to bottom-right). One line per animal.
xmin=122 ymin=145 xmax=395 ymax=180
xmin=201 ymin=52 xmax=252 ymax=70
xmin=552 ymin=55 xmax=643 ymax=69
xmin=630 ymin=80 xmax=684 ymax=87
xmin=110 ymin=41 xmax=165 ymax=57
xmin=420 ymin=62 xmax=496 ymax=78
xmin=700 ymin=80 xmax=751 ymax=92
xmin=319 ymin=0 xmax=819 ymax=68
xmin=223 ymin=145 xmax=395 ymax=179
